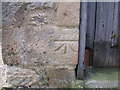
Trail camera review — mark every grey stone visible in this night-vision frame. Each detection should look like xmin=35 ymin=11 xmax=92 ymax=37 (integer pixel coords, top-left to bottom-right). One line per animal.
xmin=0 ymin=65 xmax=7 ymax=89
xmin=2 ymin=2 xmax=27 ymax=30
xmin=0 ymin=43 xmax=3 ymax=65
xmin=6 ymin=66 xmax=40 ymax=87
xmin=0 ymin=31 xmax=7 ymax=89
xmin=27 ymin=2 xmax=55 ymax=10
xmin=27 ymin=8 xmax=55 ymax=25
xmin=46 ymin=66 xmax=75 ymax=88
xmin=56 ymin=2 xmax=80 ymax=27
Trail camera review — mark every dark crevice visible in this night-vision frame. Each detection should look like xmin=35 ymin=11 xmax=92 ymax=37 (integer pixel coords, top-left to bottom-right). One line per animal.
xmin=75 ymin=2 xmax=81 ymax=79
xmin=92 ymin=2 xmax=97 ymax=67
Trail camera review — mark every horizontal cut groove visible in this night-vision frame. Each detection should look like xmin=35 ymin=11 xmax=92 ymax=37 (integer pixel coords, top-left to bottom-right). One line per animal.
xmin=54 ymin=40 xmax=78 ymax=42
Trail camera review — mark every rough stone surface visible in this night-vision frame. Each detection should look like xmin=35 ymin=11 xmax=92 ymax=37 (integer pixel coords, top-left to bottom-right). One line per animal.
xmin=46 ymin=66 xmax=75 ymax=88
xmin=27 ymin=2 xmax=55 ymax=10
xmin=6 ymin=66 xmax=40 ymax=87
xmin=0 ymin=31 xmax=7 ymax=88
xmin=0 ymin=65 xmax=7 ymax=89
xmin=2 ymin=2 xmax=56 ymax=30
xmin=2 ymin=26 xmax=79 ymax=67
xmin=2 ymin=2 xmax=27 ymax=30
xmin=2 ymin=2 xmax=80 ymax=88
xmin=56 ymin=2 xmax=80 ymax=27
xmin=0 ymin=43 xmax=3 ymax=65
xmin=0 ymin=30 xmax=3 ymax=65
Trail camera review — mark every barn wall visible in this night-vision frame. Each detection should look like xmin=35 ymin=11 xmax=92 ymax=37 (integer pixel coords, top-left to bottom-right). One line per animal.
xmin=2 ymin=2 xmax=80 ymax=88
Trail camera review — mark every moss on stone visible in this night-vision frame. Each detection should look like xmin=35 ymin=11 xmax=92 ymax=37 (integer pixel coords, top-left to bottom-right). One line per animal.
xmin=71 ymin=80 xmax=84 ymax=88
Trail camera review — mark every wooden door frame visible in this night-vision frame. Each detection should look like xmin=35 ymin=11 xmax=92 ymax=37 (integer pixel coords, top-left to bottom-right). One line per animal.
xmin=77 ymin=2 xmax=88 ymax=79
xmin=77 ymin=2 xmax=96 ymax=79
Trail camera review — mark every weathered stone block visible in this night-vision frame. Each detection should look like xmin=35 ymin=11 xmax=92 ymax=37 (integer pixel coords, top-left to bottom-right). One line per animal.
xmin=0 ymin=31 xmax=7 ymax=89
xmin=2 ymin=2 xmax=56 ymax=30
xmin=0 ymin=65 xmax=7 ymax=89
xmin=27 ymin=2 xmax=55 ymax=10
xmin=46 ymin=66 xmax=75 ymax=88
xmin=0 ymin=43 xmax=3 ymax=65
xmin=27 ymin=8 xmax=55 ymax=25
xmin=56 ymin=2 xmax=80 ymax=27
xmin=2 ymin=26 xmax=79 ymax=67
xmin=2 ymin=2 xmax=27 ymax=30
xmin=6 ymin=66 xmax=40 ymax=87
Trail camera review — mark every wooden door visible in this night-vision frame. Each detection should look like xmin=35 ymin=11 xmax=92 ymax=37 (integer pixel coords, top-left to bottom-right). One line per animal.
xmin=86 ymin=2 xmax=120 ymax=66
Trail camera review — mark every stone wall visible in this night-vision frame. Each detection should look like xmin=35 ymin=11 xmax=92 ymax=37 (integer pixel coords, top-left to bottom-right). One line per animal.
xmin=0 ymin=2 xmax=7 ymax=89
xmin=2 ymin=2 xmax=80 ymax=88
xmin=0 ymin=34 xmax=7 ymax=89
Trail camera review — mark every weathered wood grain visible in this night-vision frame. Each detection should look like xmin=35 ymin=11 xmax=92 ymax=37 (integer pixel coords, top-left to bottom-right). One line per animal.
xmin=93 ymin=2 xmax=119 ymax=66
xmin=109 ymin=2 xmax=119 ymax=66
xmin=115 ymin=2 xmax=119 ymax=66
xmin=86 ymin=2 xmax=96 ymax=49
xmin=86 ymin=2 xmax=96 ymax=66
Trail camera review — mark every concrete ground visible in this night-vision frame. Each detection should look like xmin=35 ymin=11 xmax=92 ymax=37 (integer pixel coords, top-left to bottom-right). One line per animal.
xmin=83 ymin=67 xmax=119 ymax=88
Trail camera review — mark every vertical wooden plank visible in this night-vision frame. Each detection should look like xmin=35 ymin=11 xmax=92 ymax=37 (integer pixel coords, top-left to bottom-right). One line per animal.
xmin=109 ymin=2 xmax=119 ymax=66
xmin=86 ymin=2 xmax=96 ymax=66
xmin=93 ymin=2 xmax=107 ymax=66
xmin=86 ymin=2 xmax=96 ymax=49
xmin=93 ymin=2 xmax=115 ymax=66
xmin=105 ymin=2 xmax=116 ymax=66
